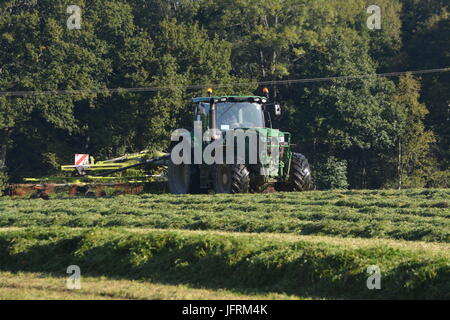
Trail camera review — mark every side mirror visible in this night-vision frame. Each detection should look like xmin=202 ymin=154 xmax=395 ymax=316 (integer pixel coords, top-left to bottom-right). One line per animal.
xmin=274 ymin=103 xmax=282 ymax=116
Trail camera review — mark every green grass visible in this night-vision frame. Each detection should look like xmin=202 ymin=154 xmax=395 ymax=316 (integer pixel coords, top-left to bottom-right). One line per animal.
xmin=0 ymin=271 xmax=299 ymax=300
xmin=0 ymin=227 xmax=448 ymax=299
xmin=0 ymin=189 xmax=448 ymax=299
xmin=1 ymin=189 xmax=448 ymax=242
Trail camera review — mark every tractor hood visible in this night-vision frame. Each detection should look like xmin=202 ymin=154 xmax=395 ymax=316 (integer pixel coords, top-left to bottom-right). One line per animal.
xmin=228 ymin=127 xmax=285 ymax=137
xmin=252 ymin=127 xmax=285 ymax=137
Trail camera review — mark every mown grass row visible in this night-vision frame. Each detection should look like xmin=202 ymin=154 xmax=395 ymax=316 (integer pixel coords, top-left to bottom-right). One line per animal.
xmin=1 ymin=190 xmax=448 ymax=242
xmin=0 ymin=271 xmax=297 ymax=300
xmin=0 ymin=227 xmax=448 ymax=299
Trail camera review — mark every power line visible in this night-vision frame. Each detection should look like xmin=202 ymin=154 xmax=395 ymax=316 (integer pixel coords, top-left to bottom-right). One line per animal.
xmin=1 ymin=67 xmax=449 ymax=97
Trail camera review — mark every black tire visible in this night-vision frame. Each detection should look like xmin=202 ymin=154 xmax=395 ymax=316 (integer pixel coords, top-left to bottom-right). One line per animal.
xmin=168 ymin=160 xmax=200 ymax=194
xmin=289 ymin=153 xmax=313 ymax=191
xmin=213 ymin=164 xmax=250 ymax=194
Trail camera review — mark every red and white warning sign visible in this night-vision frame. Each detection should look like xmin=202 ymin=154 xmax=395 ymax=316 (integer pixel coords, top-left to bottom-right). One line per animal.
xmin=74 ymin=154 xmax=89 ymax=166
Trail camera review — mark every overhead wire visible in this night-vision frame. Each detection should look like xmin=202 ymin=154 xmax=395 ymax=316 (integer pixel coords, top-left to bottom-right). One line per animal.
xmin=0 ymin=67 xmax=449 ymax=97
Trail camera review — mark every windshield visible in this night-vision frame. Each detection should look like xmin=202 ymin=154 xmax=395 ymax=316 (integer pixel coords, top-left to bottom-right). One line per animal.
xmin=216 ymin=102 xmax=265 ymax=129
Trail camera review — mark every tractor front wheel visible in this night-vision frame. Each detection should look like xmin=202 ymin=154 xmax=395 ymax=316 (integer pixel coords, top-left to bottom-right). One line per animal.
xmin=213 ymin=164 xmax=250 ymax=194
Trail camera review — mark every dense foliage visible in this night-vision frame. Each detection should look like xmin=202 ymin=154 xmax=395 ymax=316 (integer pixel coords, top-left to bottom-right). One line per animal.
xmin=0 ymin=0 xmax=448 ymax=189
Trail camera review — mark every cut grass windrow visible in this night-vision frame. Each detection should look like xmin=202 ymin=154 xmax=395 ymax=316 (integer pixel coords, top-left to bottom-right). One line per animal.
xmin=0 ymin=271 xmax=298 ymax=300
xmin=1 ymin=189 xmax=448 ymax=242
xmin=0 ymin=227 xmax=448 ymax=299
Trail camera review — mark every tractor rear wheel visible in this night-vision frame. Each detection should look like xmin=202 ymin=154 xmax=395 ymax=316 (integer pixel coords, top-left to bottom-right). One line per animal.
xmin=213 ymin=164 xmax=250 ymax=194
xmin=168 ymin=160 xmax=200 ymax=194
xmin=289 ymin=153 xmax=313 ymax=191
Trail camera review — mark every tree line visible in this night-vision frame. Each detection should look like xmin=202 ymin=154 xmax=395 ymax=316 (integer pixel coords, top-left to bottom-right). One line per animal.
xmin=0 ymin=0 xmax=448 ymax=189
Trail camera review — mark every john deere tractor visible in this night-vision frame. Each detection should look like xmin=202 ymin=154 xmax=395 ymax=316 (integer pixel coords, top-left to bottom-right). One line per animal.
xmin=168 ymin=89 xmax=313 ymax=194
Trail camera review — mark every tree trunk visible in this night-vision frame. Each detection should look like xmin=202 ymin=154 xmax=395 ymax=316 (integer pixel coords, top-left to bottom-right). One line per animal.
xmin=361 ymin=150 xmax=367 ymax=189
xmin=271 ymin=14 xmax=278 ymax=76
xmin=259 ymin=49 xmax=266 ymax=78
xmin=0 ymin=129 xmax=11 ymax=173
xmin=397 ymin=137 xmax=402 ymax=190
xmin=0 ymin=129 xmax=11 ymax=185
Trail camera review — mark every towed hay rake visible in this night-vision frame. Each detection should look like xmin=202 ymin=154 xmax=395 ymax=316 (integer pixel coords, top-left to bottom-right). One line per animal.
xmin=6 ymin=150 xmax=170 ymax=199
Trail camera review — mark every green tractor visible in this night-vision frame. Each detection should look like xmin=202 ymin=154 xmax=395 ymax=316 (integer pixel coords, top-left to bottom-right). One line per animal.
xmin=168 ymin=89 xmax=313 ymax=194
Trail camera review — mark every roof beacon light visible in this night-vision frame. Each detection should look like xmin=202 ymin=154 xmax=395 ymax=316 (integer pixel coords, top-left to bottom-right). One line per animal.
xmin=207 ymin=88 xmax=213 ymax=96
xmin=263 ymin=87 xmax=269 ymax=98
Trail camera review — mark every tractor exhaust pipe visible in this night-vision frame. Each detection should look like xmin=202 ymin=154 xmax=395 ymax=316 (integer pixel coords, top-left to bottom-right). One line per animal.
xmin=208 ymin=88 xmax=218 ymax=133
xmin=210 ymin=100 xmax=217 ymax=131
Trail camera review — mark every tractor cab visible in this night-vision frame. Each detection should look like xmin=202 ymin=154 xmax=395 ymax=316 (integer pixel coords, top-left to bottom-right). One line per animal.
xmin=192 ymin=93 xmax=281 ymax=131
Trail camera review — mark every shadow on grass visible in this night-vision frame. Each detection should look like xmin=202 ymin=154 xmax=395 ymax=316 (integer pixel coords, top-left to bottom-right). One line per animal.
xmin=0 ymin=231 xmax=448 ymax=300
